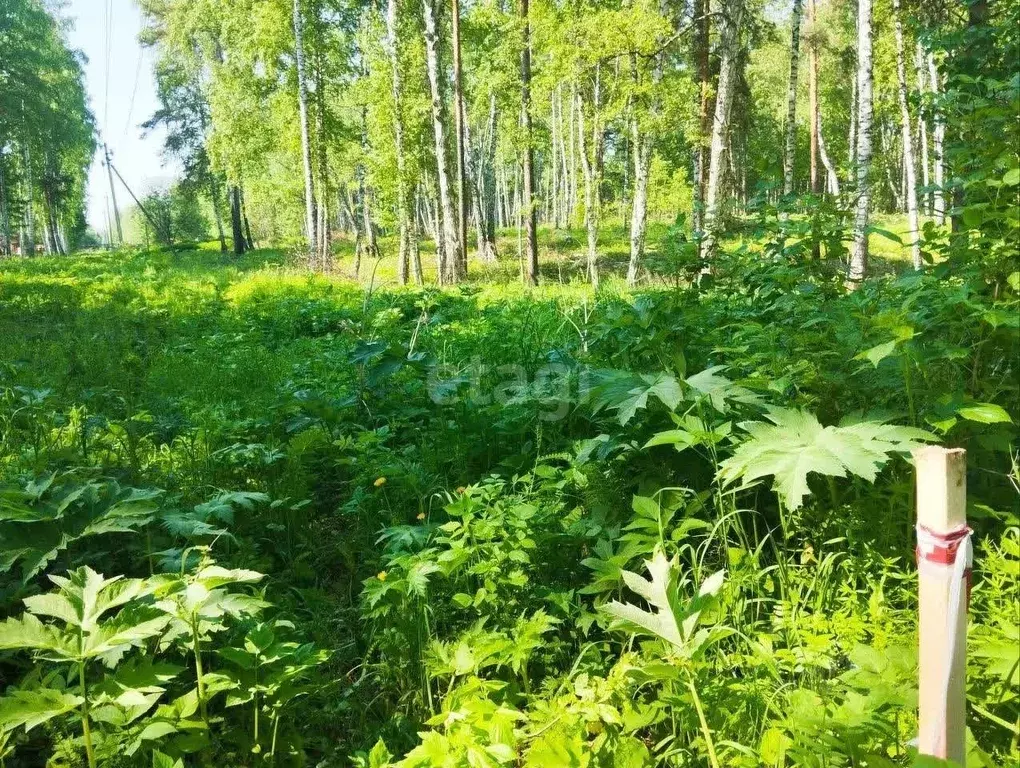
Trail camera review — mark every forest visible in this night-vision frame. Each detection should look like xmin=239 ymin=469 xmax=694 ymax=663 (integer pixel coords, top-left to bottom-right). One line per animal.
xmin=0 ymin=0 xmax=1018 ymax=765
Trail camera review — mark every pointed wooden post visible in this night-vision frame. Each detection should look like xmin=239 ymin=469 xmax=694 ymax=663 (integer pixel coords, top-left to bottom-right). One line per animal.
xmin=915 ymin=446 xmax=968 ymax=765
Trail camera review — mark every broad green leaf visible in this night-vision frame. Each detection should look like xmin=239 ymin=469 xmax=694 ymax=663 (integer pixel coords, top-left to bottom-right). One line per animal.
xmin=0 ymin=689 xmax=83 ymax=732
xmin=604 ymin=550 xmax=683 ymax=648
xmin=588 ymin=370 xmax=683 ymax=425
xmin=856 ymin=340 xmax=899 ymax=367
xmin=685 ymin=366 xmax=759 ymax=411
xmin=22 ymin=593 xmax=78 ymax=626
xmin=194 ymin=565 xmax=263 ymax=589
xmin=524 ymin=726 xmax=588 ymax=767
xmin=957 ymin=403 xmax=1013 ymax=424
xmin=718 ymin=409 xmax=934 ymax=511
xmin=0 ymin=613 xmax=76 ymax=657
xmin=153 ymin=750 xmax=184 ymax=768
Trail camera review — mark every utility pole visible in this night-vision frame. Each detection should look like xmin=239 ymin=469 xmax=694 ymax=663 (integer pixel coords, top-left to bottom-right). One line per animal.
xmin=104 ymin=195 xmax=114 ymax=250
xmin=106 ymin=155 xmax=172 ymax=246
xmin=104 ymin=144 xmax=123 ymax=245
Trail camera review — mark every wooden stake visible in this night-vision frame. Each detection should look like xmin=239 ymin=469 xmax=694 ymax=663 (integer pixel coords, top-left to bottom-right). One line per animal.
xmin=915 ymin=445 xmax=968 ymax=765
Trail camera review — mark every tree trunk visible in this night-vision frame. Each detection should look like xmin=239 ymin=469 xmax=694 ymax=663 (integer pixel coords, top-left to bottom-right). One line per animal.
xmin=229 ymin=185 xmax=246 ymax=255
xmin=808 ymin=0 xmax=819 ymax=195
xmin=358 ymin=109 xmax=380 ymax=271
xmin=386 ymin=0 xmax=413 ymax=284
xmin=577 ymin=68 xmax=604 ymax=288
xmin=471 ymin=93 xmax=498 ymax=262
xmin=209 ymin=173 xmax=227 ymax=253
xmin=880 ymin=122 xmax=901 ymax=212
xmin=782 ymin=0 xmax=804 ymax=196
xmin=568 ymin=82 xmax=578 ymax=227
xmin=22 ymin=141 xmax=35 ymax=256
xmin=817 ymin=107 xmax=840 ymax=196
xmin=848 ymin=67 xmax=857 ymax=171
xmin=423 ymin=0 xmax=459 ymax=283
xmin=692 ymin=0 xmax=711 ymax=235
xmin=927 ymin=53 xmax=945 ymax=225
xmin=549 ymin=88 xmax=559 ymax=229
xmin=292 ymin=0 xmax=318 ymax=264
xmin=241 ymin=186 xmax=255 ymax=248
xmin=557 ymin=87 xmax=571 ymax=226
xmin=0 ymin=155 xmax=11 ymax=256
xmin=313 ymin=38 xmax=332 ymax=272
xmin=451 ymin=0 xmax=468 ymax=276
xmin=627 ymin=32 xmax=664 ymax=287
xmin=893 ymin=0 xmax=921 ymax=269
xmin=43 ymin=182 xmax=58 ymax=255
xmin=410 ymin=184 xmax=424 ymax=283
xmin=700 ymin=0 xmax=745 ymax=262
xmin=362 ymin=187 xmax=380 ymax=266
xmin=627 ymin=123 xmax=651 ymax=286
xmin=521 ymin=0 xmax=539 ymax=285
xmin=915 ymin=43 xmax=930 ymax=215
xmin=848 ymin=0 xmax=873 ymax=284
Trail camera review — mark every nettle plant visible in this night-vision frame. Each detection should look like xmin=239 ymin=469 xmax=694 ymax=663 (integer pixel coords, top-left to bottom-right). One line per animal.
xmin=362 ymin=477 xmax=571 ymax=715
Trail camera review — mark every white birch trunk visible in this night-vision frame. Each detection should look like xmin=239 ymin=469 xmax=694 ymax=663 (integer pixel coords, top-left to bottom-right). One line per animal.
xmin=848 ymin=69 xmax=857 ymax=171
xmin=628 ymin=124 xmax=651 ymax=287
xmin=576 ymin=69 xmax=604 ymax=289
xmin=848 ymin=0 xmax=873 ymax=283
xmin=927 ymin=52 xmax=946 ymax=226
xmin=893 ymin=0 xmax=921 ymax=269
xmin=700 ymin=0 xmax=745 ymax=262
xmin=451 ymin=0 xmax=468 ymax=277
xmin=817 ymin=108 xmax=841 ymax=196
xmin=386 ymin=0 xmax=413 ymax=284
xmin=782 ymin=0 xmax=804 ymax=196
xmin=292 ymin=0 xmax=318 ymax=263
xmin=915 ymin=43 xmax=931 ymax=215
xmin=423 ymin=0 xmax=459 ymax=283
xmin=627 ymin=33 xmax=664 ymax=286
xmin=21 ymin=141 xmax=34 ymax=256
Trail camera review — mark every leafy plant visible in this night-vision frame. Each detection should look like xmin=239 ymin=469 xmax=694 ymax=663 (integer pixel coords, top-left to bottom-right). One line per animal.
xmin=718 ymin=408 xmax=934 ymax=512
xmin=0 ymin=567 xmax=170 ymax=767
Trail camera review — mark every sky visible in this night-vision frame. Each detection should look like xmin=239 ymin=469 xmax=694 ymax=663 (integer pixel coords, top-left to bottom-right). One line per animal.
xmin=64 ymin=0 xmax=178 ymax=237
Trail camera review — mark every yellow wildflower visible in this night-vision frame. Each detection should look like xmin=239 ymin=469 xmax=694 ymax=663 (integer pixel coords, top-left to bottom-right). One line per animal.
xmin=416 ymin=513 xmax=426 ymax=521
xmin=374 ymin=477 xmax=387 ymax=487
xmin=377 ymin=571 xmax=388 ymax=581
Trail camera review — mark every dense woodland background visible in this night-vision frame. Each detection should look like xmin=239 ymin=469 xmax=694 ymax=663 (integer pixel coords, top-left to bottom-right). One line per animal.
xmin=0 ymin=0 xmax=1018 ymax=766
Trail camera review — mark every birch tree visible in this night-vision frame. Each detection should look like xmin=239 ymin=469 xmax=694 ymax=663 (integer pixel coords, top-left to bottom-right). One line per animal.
xmin=451 ymin=0 xmax=468 ymax=277
xmin=21 ymin=140 xmax=34 ymax=256
xmin=927 ymin=53 xmax=946 ymax=225
xmin=848 ymin=0 xmax=873 ymax=284
xmin=782 ymin=0 xmax=804 ymax=196
xmin=915 ymin=43 xmax=930 ymax=214
xmin=691 ymin=0 xmax=711 ymax=236
xmin=386 ymin=0 xmax=416 ymax=283
xmin=892 ymin=0 xmax=921 ymax=269
xmin=423 ymin=0 xmax=459 ymax=284
xmin=292 ymin=0 xmax=318 ymax=265
xmin=521 ymin=0 xmax=539 ymax=285
xmin=700 ymin=0 xmax=745 ymax=263
xmin=577 ymin=68 xmax=605 ymax=288
xmin=807 ymin=0 xmax=840 ymax=196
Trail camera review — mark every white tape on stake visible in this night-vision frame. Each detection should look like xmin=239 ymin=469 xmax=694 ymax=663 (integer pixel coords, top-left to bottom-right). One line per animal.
xmin=914 ymin=446 xmax=969 ymax=766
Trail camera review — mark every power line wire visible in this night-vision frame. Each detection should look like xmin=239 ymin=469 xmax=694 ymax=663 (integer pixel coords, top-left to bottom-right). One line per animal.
xmin=123 ymin=47 xmax=143 ymax=138
xmin=102 ymin=0 xmax=113 ymax=131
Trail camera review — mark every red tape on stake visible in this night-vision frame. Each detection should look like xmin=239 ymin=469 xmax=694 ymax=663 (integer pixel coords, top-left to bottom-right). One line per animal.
xmin=916 ymin=523 xmax=971 ymax=565
xmin=916 ymin=523 xmax=973 ymax=603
